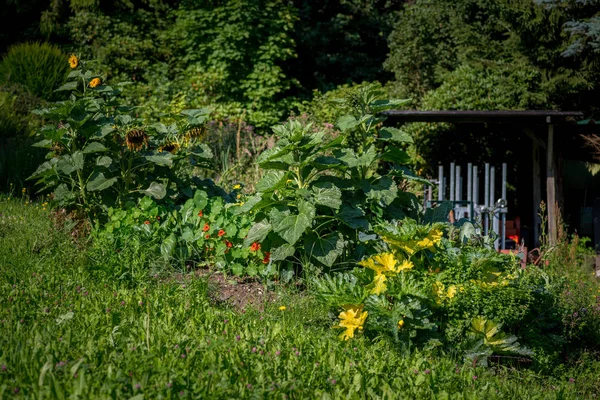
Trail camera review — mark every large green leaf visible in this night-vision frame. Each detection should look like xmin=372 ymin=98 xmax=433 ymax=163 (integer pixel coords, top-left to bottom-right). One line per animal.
xmin=57 ymin=154 xmax=83 ymax=175
xmin=304 ymin=232 xmax=346 ymax=267
xmin=32 ymin=139 xmax=52 ymax=148
xmin=270 ymin=201 xmax=315 ymax=245
xmin=311 ymin=182 xmax=342 ymax=210
xmin=269 ymin=243 xmax=295 ymax=261
xmin=145 ymin=153 xmax=173 ymax=167
xmin=161 ymin=234 xmax=177 ymax=260
xmin=336 ymin=115 xmax=360 ymax=132
xmin=337 ymin=203 xmax=369 ymax=230
xmin=362 ymin=176 xmax=398 ymax=206
xmin=143 ymin=181 xmax=167 ymax=200
xmin=380 ymin=147 xmax=410 ymax=164
xmin=87 ymin=172 xmax=117 ymax=191
xmin=82 ymin=142 xmax=108 ymax=154
xmin=96 ymin=156 xmax=113 ymax=168
xmin=256 ymin=170 xmax=287 ymax=192
xmin=55 ymin=81 xmax=78 ymax=92
xmin=243 ymin=220 xmax=272 ymax=247
xmin=423 ymin=201 xmax=453 ymax=223
xmin=234 ymin=194 xmax=263 ymax=214
xmin=379 ymin=127 xmax=413 ymax=143
xmin=192 ymin=190 xmax=208 ymax=210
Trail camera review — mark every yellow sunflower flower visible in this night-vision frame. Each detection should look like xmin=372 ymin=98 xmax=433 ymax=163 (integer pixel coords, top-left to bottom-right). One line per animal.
xmin=89 ymin=78 xmax=101 ymax=88
xmin=335 ymin=304 xmax=368 ymax=341
xmin=68 ymin=54 xmax=78 ymax=69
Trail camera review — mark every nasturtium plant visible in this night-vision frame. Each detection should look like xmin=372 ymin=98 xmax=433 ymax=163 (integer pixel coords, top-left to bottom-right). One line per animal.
xmin=243 ymin=86 xmax=420 ymax=273
xmin=27 ymin=57 xmax=213 ymax=216
xmin=93 ymin=188 xmax=271 ymax=277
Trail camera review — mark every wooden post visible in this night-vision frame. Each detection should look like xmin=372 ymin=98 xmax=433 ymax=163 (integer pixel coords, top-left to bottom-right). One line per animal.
xmin=532 ymin=138 xmax=541 ymax=248
xmin=547 ymin=123 xmax=557 ymax=246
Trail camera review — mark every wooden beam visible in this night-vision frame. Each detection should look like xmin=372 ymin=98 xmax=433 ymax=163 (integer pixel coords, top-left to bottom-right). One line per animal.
xmin=532 ymin=134 xmax=541 ymax=248
xmin=547 ymin=124 xmax=557 ymax=246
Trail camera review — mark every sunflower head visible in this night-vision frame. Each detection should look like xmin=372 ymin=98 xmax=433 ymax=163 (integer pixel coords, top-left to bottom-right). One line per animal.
xmin=89 ymin=78 xmax=101 ymax=88
xmin=125 ymin=129 xmax=149 ymax=151
xmin=68 ymin=54 xmax=78 ymax=69
xmin=185 ymin=126 xmax=205 ymax=141
xmin=158 ymin=142 xmax=179 ymax=154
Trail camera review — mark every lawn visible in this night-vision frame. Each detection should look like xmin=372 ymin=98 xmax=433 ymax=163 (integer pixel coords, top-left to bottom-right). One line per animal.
xmin=1 ymin=197 xmax=599 ymax=399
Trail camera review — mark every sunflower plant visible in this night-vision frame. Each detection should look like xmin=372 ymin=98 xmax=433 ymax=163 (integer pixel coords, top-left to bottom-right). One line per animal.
xmin=27 ymin=56 xmax=213 ymax=217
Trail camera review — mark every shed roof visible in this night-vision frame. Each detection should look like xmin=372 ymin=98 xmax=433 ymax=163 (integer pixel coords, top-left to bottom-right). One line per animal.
xmin=381 ymin=110 xmax=584 ymax=124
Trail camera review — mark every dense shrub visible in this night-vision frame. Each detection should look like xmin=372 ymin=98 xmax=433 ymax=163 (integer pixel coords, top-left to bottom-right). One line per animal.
xmin=0 ymin=42 xmax=68 ymax=101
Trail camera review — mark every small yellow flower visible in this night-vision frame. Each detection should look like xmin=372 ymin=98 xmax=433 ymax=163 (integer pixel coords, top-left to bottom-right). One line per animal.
xmin=89 ymin=78 xmax=101 ymax=88
xmin=22 ymin=188 xmax=26 ymax=193
xmin=398 ymin=319 xmax=405 ymax=329
xmin=233 ymin=184 xmax=241 ymax=190
xmin=335 ymin=304 xmax=368 ymax=341
xmin=279 ymin=306 xmax=286 ymax=311
xmin=68 ymin=54 xmax=78 ymax=69
xmin=237 ymin=194 xmax=241 ymax=200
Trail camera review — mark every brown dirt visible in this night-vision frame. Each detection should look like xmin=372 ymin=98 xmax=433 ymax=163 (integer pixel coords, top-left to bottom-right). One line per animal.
xmin=173 ymin=269 xmax=280 ymax=312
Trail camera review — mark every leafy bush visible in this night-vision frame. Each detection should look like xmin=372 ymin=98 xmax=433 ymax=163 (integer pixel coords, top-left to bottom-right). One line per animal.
xmin=0 ymin=42 xmax=68 ymax=101
xmin=28 ymin=57 xmax=213 ymax=216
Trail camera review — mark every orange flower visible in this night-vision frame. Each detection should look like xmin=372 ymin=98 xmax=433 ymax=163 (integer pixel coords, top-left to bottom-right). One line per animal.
xmin=203 ymin=223 xmax=210 ymax=232
xmin=144 ymin=220 xmax=150 ymax=225
xmin=89 ymin=78 xmax=101 ymax=88
xmin=250 ymin=242 xmax=261 ymax=252
xmin=198 ymin=210 xmax=203 ymax=217
xmin=218 ymin=229 xmax=225 ymax=237
xmin=263 ymin=252 xmax=271 ymax=264
xmin=205 ymin=234 xmax=210 ymax=239
xmin=225 ymin=240 xmax=233 ymax=248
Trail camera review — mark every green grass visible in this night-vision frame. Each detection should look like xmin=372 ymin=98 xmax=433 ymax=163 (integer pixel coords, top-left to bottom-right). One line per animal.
xmin=1 ymin=197 xmax=599 ymax=399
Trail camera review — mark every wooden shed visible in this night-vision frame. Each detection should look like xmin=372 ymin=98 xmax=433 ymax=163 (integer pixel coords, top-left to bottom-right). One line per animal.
xmin=382 ymin=110 xmax=600 ymax=249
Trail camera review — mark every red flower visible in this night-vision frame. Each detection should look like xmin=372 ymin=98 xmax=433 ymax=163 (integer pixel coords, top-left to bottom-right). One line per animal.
xmin=198 ymin=210 xmax=203 ymax=217
xmin=218 ymin=229 xmax=225 ymax=237
xmin=203 ymin=223 xmax=210 ymax=232
xmin=144 ymin=220 xmax=150 ymax=225
xmin=262 ymin=252 xmax=271 ymax=264
xmin=205 ymin=234 xmax=210 ymax=239
xmin=508 ymin=235 xmax=519 ymax=243
xmin=250 ymin=242 xmax=261 ymax=252
xmin=225 ymin=240 xmax=233 ymax=248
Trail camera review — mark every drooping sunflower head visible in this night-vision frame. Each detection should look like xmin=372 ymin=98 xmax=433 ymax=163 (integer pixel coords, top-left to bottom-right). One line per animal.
xmin=185 ymin=126 xmax=205 ymax=141
xmin=89 ymin=78 xmax=101 ymax=88
xmin=158 ymin=142 xmax=179 ymax=154
xmin=125 ymin=129 xmax=149 ymax=151
xmin=68 ymin=54 xmax=78 ymax=69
